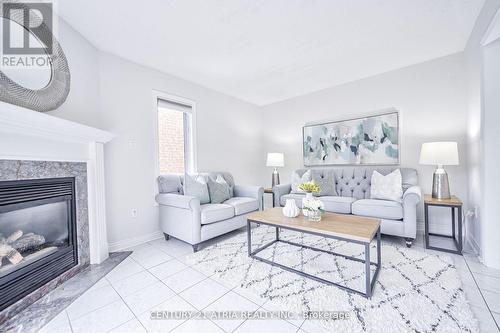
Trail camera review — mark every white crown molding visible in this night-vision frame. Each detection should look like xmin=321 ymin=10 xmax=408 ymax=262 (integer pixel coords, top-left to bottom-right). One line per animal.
xmin=0 ymin=102 xmax=115 ymax=144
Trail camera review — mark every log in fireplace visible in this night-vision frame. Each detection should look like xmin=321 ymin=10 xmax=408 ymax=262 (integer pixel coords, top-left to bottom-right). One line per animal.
xmin=0 ymin=178 xmax=78 ymax=311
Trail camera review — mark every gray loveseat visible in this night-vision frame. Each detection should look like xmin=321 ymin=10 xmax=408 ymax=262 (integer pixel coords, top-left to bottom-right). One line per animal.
xmin=156 ymin=172 xmax=263 ymax=251
xmin=273 ymin=167 xmax=421 ymax=247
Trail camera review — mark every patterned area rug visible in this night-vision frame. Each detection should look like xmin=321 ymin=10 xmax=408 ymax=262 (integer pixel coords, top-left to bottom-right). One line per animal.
xmin=187 ymin=226 xmax=478 ymax=332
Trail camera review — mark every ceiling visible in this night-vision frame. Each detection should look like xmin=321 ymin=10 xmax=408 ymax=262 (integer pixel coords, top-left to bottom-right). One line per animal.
xmin=57 ymin=0 xmax=484 ymax=106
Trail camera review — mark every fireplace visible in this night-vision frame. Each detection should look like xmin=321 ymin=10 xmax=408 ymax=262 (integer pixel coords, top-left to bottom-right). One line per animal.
xmin=0 ymin=178 xmax=78 ymax=311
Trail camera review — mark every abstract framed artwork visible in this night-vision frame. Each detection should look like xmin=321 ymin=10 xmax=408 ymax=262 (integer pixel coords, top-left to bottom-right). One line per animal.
xmin=303 ymin=111 xmax=399 ymax=166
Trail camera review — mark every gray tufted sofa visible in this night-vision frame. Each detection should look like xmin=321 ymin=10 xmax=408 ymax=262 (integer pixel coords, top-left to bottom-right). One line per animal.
xmin=273 ymin=167 xmax=421 ymax=246
xmin=156 ymin=172 xmax=263 ymax=251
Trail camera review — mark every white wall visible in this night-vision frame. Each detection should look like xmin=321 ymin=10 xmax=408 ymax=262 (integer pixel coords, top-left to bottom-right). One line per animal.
xmin=97 ymin=53 xmax=263 ymax=248
xmin=260 ymin=53 xmax=469 ymax=230
xmin=48 ymin=19 xmax=102 ymax=129
xmin=482 ymin=40 xmax=500 ymax=269
xmin=464 ymin=0 xmax=500 ymax=267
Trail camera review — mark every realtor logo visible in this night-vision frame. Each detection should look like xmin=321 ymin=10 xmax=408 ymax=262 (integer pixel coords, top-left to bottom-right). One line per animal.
xmin=2 ymin=2 xmax=53 ymax=55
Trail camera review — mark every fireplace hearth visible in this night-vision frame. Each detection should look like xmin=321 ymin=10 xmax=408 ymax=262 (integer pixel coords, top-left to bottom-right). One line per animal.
xmin=0 ymin=178 xmax=78 ymax=311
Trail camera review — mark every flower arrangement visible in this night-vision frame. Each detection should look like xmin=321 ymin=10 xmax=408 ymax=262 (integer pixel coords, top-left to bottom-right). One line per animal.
xmin=300 ymin=182 xmax=324 ymax=221
xmin=299 ymin=181 xmax=320 ymax=194
xmin=302 ymin=199 xmax=325 ymax=213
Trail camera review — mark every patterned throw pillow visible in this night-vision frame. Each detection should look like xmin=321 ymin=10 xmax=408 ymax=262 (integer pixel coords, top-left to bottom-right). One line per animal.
xmin=184 ymin=174 xmax=210 ymax=204
xmin=291 ymin=170 xmax=312 ymax=193
xmin=312 ymin=174 xmax=337 ymax=197
xmin=370 ymin=169 xmax=403 ymax=202
xmin=207 ymin=175 xmax=231 ymax=204
xmin=220 ymin=175 xmax=234 ymax=198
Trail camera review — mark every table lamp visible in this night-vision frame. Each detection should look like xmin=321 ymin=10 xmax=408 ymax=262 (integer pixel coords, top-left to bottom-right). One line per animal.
xmin=419 ymin=142 xmax=459 ymax=199
xmin=266 ymin=153 xmax=284 ymax=187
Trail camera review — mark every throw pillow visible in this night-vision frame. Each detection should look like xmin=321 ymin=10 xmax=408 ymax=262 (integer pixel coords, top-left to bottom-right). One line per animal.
xmin=291 ymin=170 xmax=312 ymax=193
xmin=312 ymin=173 xmax=337 ymax=196
xmin=184 ymin=174 xmax=210 ymax=204
xmin=370 ymin=169 xmax=403 ymax=202
xmin=218 ymin=174 xmax=234 ymax=197
xmin=207 ymin=176 xmax=231 ymax=204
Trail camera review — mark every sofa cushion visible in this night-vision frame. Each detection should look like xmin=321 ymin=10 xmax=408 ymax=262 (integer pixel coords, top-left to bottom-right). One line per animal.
xmin=312 ymin=170 xmax=337 ymax=196
xmin=291 ymin=170 xmax=312 ymax=194
xmin=280 ymin=193 xmax=305 ymax=207
xmin=207 ymin=176 xmax=231 ymax=204
xmin=351 ymin=199 xmax=403 ymax=220
xmin=370 ymin=169 xmax=403 ymax=202
xmin=184 ymin=174 xmax=210 ymax=204
xmin=157 ymin=175 xmax=183 ymax=194
xmin=320 ymin=196 xmax=356 ymax=214
xmin=200 ymin=204 xmax=234 ymax=225
xmin=224 ymin=197 xmax=259 ymax=215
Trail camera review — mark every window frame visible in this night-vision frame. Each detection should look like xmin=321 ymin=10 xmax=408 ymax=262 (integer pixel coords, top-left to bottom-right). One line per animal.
xmin=152 ymin=90 xmax=197 ymax=202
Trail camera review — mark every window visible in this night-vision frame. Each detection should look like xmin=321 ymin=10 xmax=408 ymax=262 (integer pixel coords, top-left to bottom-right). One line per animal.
xmin=157 ymin=98 xmax=194 ymax=174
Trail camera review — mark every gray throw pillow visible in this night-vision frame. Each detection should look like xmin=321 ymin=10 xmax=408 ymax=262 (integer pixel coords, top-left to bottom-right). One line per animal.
xmin=207 ymin=176 xmax=231 ymax=204
xmin=184 ymin=174 xmax=210 ymax=204
xmin=218 ymin=174 xmax=234 ymax=197
xmin=312 ymin=174 xmax=337 ymax=196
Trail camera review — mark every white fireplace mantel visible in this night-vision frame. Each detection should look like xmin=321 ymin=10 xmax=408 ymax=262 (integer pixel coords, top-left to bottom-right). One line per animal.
xmin=0 ymin=102 xmax=115 ymax=264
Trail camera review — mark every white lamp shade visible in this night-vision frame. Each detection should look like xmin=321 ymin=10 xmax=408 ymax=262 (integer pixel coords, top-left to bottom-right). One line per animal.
xmin=266 ymin=153 xmax=284 ymax=167
xmin=419 ymin=142 xmax=459 ymax=166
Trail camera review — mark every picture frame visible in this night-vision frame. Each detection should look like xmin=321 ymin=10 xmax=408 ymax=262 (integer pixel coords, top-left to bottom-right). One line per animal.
xmin=302 ymin=110 xmax=400 ymax=166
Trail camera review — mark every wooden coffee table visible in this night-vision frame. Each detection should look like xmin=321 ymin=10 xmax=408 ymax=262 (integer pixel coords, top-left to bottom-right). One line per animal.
xmin=247 ymin=208 xmax=381 ymax=298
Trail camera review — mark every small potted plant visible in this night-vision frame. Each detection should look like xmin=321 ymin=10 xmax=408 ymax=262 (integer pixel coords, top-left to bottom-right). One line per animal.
xmin=299 ymin=181 xmax=324 ymax=220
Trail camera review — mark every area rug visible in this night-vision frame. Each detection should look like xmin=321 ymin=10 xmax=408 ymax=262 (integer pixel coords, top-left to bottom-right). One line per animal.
xmin=186 ymin=226 xmax=478 ymax=332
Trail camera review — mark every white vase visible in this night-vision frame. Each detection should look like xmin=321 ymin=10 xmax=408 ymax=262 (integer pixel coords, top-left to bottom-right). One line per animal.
xmin=302 ymin=192 xmax=314 ymax=217
xmin=282 ymin=199 xmax=300 ymax=218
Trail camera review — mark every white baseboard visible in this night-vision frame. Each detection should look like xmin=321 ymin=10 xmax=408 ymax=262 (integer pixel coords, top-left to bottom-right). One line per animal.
xmin=108 ymin=230 xmax=164 ymax=252
xmin=466 ymin=235 xmax=481 ymax=257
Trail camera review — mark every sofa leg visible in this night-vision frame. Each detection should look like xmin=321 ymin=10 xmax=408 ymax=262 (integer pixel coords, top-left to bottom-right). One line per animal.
xmin=192 ymin=244 xmax=199 ymax=252
xmin=405 ymin=238 xmax=414 ymax=248
xmin=164 ymin=233 xmax=170 ymax=241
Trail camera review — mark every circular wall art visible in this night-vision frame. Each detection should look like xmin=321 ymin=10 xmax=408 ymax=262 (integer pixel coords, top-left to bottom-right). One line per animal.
xmin=0 ymin=2 xmax=70 ymax=112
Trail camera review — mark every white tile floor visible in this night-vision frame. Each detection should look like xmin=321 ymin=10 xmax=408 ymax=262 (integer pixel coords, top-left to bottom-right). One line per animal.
xmin=38 ymin=230 xmax=500 ymax=333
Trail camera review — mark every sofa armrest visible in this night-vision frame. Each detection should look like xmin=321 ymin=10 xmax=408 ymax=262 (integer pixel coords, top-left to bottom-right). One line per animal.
xmin=273 ymin=183 xmax=291 ymax=207
xmin=403 ymin=185 xmax=422 ymax=205
xmin=155 ymin=193 xmax=200 ymax=210
xmin=234 ymin=185 xmax=264 ymax=210
xmin=156 ymin=193 xmax=202 ymax=244
xmin=402 ymin=185 xmax=422 ymax=239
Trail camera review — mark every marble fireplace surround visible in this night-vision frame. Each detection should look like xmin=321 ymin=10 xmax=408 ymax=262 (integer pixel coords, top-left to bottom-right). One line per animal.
xmin=0 ymin=160 xmax=90 ymax=265
xmin=0 ymin=102 xmax=115 ymax=320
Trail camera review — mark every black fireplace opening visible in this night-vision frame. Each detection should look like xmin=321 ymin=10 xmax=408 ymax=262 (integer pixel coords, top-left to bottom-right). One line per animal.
xmin=0 ymin=178 xmax=78 ymax=311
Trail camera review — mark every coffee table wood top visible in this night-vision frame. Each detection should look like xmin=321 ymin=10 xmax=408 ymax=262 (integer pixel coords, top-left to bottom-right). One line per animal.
xmin=247 ymin=208 xmax=380 ymax=243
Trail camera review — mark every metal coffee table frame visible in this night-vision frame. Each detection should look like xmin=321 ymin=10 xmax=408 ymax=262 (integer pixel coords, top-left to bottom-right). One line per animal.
xmin=246 ymin=219 xmax=381 ymax=298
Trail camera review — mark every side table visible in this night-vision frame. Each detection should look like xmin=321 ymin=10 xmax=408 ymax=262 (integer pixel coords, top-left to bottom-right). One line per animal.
xmin=424 ymin=194 xmax=463 ymax=254
xmin=263 ymin=188 xmax=274 ymax=209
